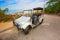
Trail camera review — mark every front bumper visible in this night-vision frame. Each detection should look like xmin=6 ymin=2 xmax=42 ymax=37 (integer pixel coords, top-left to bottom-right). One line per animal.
xmin=14 ymin=23 xmax=24 ymax=30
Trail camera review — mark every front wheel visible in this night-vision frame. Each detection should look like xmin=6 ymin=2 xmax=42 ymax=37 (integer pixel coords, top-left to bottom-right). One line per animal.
xmin=24 ymin=25 xmax=32 ymax=35
xmin=13 ymin=21 xmax=15 ymax=26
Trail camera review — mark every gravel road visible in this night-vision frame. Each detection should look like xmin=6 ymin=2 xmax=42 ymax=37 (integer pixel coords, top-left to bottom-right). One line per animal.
xmin=0 ymin=14 xmax=60 ymax=40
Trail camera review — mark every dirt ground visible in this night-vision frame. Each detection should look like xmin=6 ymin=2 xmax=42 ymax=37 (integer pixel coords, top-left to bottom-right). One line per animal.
xmin=0 ymin=21 xmax=13 ymax=33
xmin=0 ymin=14 xmax=60 ymax=40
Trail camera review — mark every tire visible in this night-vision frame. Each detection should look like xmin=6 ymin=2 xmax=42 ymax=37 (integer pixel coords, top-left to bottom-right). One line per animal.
xmin=40 ymin=19 xmax=43 ymax=24
xmin=24 ymin=25 xmax=32 ymax=35
xmin=16 ymin=24 xmax=20 ymax=31
xmin=13 ymin=21 xmax=15 ymax=26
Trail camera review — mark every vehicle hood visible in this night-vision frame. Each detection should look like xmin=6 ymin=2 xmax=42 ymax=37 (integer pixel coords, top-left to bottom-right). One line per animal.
xmin=14 ymin=16 xmax=30 ymax=25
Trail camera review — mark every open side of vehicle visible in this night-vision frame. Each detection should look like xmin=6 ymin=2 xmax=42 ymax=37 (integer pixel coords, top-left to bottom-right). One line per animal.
xmin=13 ymin=7 xmax=44 ymax=34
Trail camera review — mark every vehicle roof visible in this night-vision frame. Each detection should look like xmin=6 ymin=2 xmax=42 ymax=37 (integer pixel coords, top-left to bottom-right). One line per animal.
xmin=33 ymin=7 xmax=43 ymax=10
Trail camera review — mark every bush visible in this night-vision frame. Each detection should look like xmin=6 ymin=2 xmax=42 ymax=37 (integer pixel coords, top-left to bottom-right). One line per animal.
xmin=0 ymin=16 xmax=13 ymax=22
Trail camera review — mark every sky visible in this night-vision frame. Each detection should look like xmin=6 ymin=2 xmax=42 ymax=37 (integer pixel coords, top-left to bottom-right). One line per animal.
xmin=0 ymin=0 xmax=48 ymax=14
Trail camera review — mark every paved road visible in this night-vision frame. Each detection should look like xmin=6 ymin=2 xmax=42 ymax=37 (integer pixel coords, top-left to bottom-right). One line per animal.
xmin=0 ymin=14 xmax=60 ymax=40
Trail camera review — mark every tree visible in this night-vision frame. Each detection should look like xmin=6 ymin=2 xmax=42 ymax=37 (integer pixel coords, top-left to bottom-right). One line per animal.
xmin=45 ymin=0 xmax=60 ymax=14
xmin=0 ymin=8 xmax=8 ymax=17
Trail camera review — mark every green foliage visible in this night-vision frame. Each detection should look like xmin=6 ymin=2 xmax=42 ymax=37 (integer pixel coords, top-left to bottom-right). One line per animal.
xmin=45 ymin=0 xmax=60 ymax=14
xmin=0 ymin=8 xmax=8 ymax=16
xmin=0 ymin=16 xmax=8 ymax=22
xmin=0 ymin=16 xmax=14 ymax=22
xmin=0 ymin=8 xmax=20 ymax=22
xmin=0 ymin=8 xmax=10 ymax=22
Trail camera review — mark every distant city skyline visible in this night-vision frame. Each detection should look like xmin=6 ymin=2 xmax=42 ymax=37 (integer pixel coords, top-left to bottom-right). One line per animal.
xmin=0 ymin=0 xmax=48 ymax=14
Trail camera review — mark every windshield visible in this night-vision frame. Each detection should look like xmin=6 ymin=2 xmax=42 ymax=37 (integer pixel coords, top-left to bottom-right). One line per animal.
xmin=23 ymin=10 xmax=32 ymax=17
xmin=33 ymin=10 xmax=42 ymax=14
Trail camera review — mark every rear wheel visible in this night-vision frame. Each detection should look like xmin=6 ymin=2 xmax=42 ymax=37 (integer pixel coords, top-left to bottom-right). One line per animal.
xmin=24 ymin=25 xmax=32 ymax=35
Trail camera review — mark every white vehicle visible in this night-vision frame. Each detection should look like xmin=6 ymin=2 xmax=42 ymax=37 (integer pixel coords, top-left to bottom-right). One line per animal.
xmin=13 ymin=7 xmax=44 ymax=34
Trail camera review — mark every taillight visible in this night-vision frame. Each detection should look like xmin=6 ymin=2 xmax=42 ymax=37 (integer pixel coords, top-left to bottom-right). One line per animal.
xmin=42 ymin=11 xmax=44 ymax=16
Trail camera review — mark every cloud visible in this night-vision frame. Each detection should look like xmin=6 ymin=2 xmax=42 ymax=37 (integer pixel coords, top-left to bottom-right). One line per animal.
xmin=0 ymin=0 xmax=48 ymax=14
xmin=7 ymin=0 xmax=47 ymax=10
xmin=20 ymin=0 xmax=33 ymax=3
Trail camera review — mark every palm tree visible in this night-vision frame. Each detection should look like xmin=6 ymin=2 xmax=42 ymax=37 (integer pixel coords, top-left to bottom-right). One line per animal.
xmin=0 ymin=8 xmax=8 ymax=17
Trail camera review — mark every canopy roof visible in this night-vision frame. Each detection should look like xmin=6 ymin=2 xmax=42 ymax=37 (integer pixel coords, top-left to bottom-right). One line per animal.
xmin=33 ymin=7 xmax=43 ymax=10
